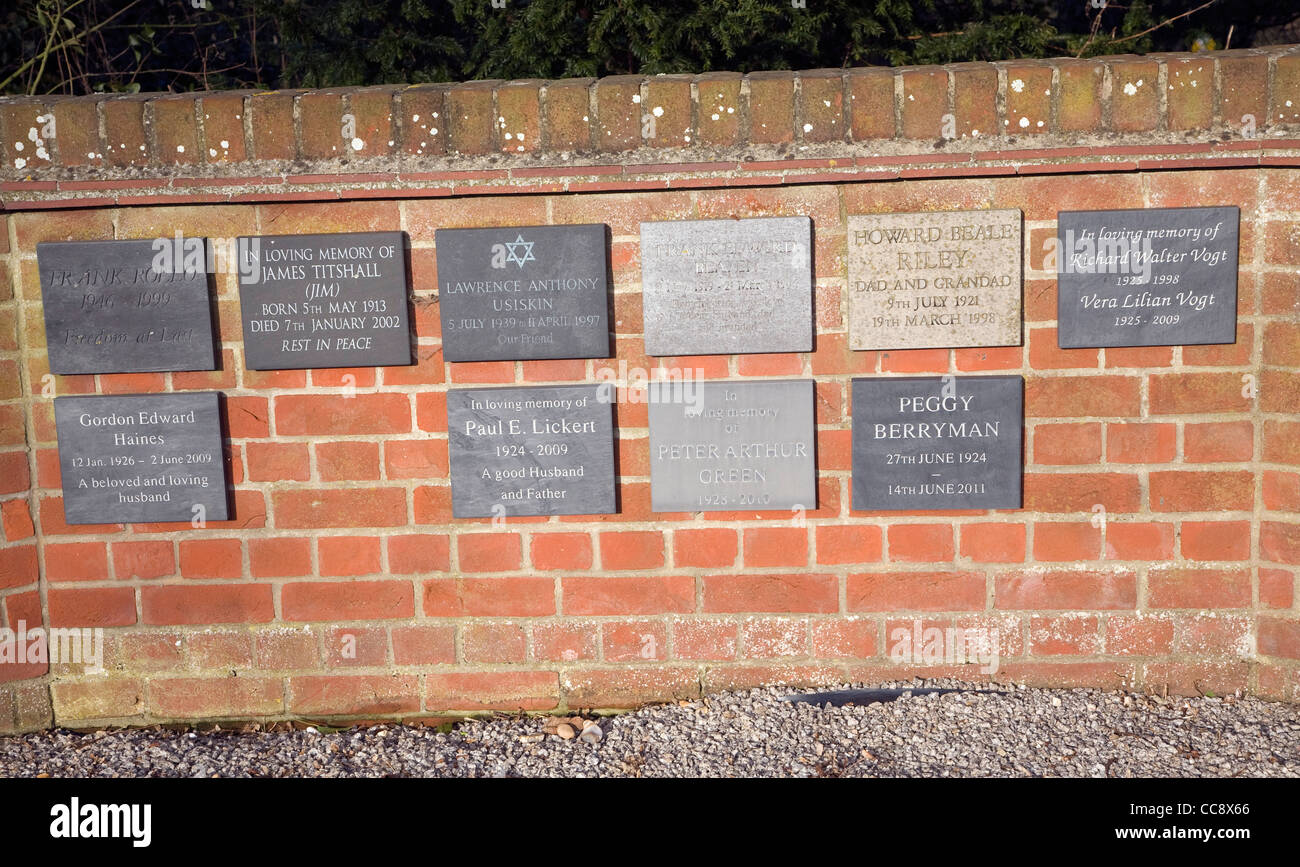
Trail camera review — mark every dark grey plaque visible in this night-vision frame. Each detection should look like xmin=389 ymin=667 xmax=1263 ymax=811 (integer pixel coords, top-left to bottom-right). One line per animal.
xmin=647 ymin=379 xmax=816 ymax=512
xmin=640 ymin=217 xmax=813 ymax=356
xmin=54 ymin=392 xmax=229 ymax=525
xmin=435 ymin=224 xmax=611 ymax=361
xmin=37 ymin=239 xmax=217 ymax=374
xmin=238 ymin=231 xmax=411 ymax=369
xmin=447 ymin=384 xmax=616 ymax=518
xmin=1057 ymin=206 xmax=1238 ymax=348
xmin=851 ymin=375 xmax=1022 ymax=511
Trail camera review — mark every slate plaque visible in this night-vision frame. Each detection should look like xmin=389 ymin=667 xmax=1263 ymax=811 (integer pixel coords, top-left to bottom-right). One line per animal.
xmin=238 ymin=231 xmax=411 ymax=369
xmin=37 ymin=239 xmax=217 ymax=374
xmin=851 ymin=375 xmax=1022 ymax=511
xmin=847 ymin=209 xmax=1022 ymax=350
xmin=447 ymin=384 xmax=616 ymax=518
xmin=1057 ymin=206 xmax=1238 ymax=347
xmin=648 ymin=379 xmax=816 ymax=512
xmin=436 ymin=224 xmax=611 ymax=362
xmin=54 ymin=392 xmax=229 ymax=525
xmin=640 ymin=217 xmax=813 ymax=356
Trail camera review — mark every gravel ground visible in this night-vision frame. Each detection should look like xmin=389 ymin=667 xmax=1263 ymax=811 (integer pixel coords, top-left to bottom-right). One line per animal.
xmin=2 ymin=680 xmax=1297 ymax=778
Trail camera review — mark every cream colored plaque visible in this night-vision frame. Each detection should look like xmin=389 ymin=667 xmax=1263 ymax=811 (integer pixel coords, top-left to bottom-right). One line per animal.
xmin=847 ymin=209 xmax=1022 ymax=350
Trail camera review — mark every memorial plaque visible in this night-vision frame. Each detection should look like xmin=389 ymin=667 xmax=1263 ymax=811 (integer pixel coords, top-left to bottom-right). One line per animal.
xmin=1057 ymin=206 xmax=1239 ymax=347
xmin=847 ymin=209 xmax=1022 ymax=350
xmin=447 ymin=384 xmax=616 ymax=518
xmin=54 ymin=392 xmax=229 ymax=525
xmin=435 ymin=224 xmax=611 ymax=362
xmin=851 ymin=375 xmax=1022 ymax=511
xmin=37 ymin=239 xmax=216 ymax=374
xmin=640 ymin=217 xmax=813 ymax=356
xmin=648 ymin=379 xmax=816 ymax=512
xmin=238 ymin=231 xmax=411 ymax=369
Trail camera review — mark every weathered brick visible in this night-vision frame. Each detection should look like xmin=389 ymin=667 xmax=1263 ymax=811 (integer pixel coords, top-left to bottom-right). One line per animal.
xmin=799 ymin=70 xmax=844 ymax=142
xmin=1148 ymin=568 xmax=1251 ymax=609
xmin=1056 ymin=60 xmax=1104 ymax=132
xmin=151 ymin=96 xmax=198 ymax=164
xmin=542 ymin=78 xmax=593 ymax=151
xmin=1002 ymin=61 xmax=1052 ymax=135
xmin=199 ymin=93 xmax=246 ymax=162
xmin=49 ymin=98 xmax=102 ymax=167
xmin=427 ymin=670 xmax=558 ymax=711
xmin=1108 ymin=58 xmax=1159 ymax=132
xmin=273 ymin=488 xmax=407 ymax=529
xmin=1270 ymin=53 xmax=1300 ymax=128
xmin=446 ymin=81 xmax=498 ymax=155
xmin=563 ymin=575 xmax=692 ymax=616
xmin=748 ymin=71 xmax=795 ymax=144
xmin=995 ymin=570 xmax=1137 ymax=610
xmin=704 ymin=573 xmax=837 ymax=613
xmin=846 ymin=67 xmax=895 ymax=140
xmin=423 ymin=576 xmax=553 ymax=617
xmin=282 ymin=579 xmax=414 ymax=621
xmin=562 ymin=667 xmax=698 ymax=708
xmin=643 ymin=75 xmax=692 ymax=148
xmin=815 ymin=524 xmax=883 ymax=565
xmin=1165 ymin=57 xmax=1213 ymax=131
xmin=594 ymin=75 xmax=642 ymax=151
xmin=142 ymin=584 xmax=274 ymax=625
xmin=849 ymin=571 xmax=983 ymax=612
xmin=530 ymin=532 xmax=593 ymax=571
xmin=102 ymin=97 xmax=147 ymax=167
xmin=960 ymin=523 xmax=1027 ymax=563
xmin=1 ymin=99 xmax=53 ymax=171
xmin=48 ymin=587 xmax=136 ymax=628
xmin=900 ymin=68 xmax=947 ymax=140
xmin=52 ymin=680 xmax=143 ymax=721
xmin=152 ymin=676 xmax=283 ymax=718
xmin=299 ymin=90 xmax=346 ymax=159
xmin=496 ymin=81 xmax=542 ymax=154
xmin=347 ymin=86 xmax=397 ymax=157
xmin=599 ymin=530 xmax=665 ymax=571
xmin=1219 ymin=53 xmax=1269 ymax=134
xmin=1150 ymin=471 xmax=1253 ymax=512
xmin=951 ymin=63 xmax=996 ymax=140
xmin=248 ymin=92 xmax=296 ymax=160
xmin=696 ymin=72 xmax=742 ymax=146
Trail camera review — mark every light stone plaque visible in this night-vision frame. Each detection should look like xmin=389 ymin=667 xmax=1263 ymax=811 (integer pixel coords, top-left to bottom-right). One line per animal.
xmin=647 ymin=379 xmax=816 ymax=512
xmin=640 ymin=216 xmax=813 ymax=356
xmin=847 ymin=209 xmax=1022 ymax=351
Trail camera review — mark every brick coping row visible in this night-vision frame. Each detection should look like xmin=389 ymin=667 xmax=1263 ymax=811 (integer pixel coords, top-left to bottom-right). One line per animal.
xmin=2 ymin=47 xmax=1300 ymax=209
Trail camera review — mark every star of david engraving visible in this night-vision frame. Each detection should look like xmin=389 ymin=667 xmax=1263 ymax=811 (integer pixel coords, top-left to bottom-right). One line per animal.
xmin=503 ymin=234 xmax=535 ymax=268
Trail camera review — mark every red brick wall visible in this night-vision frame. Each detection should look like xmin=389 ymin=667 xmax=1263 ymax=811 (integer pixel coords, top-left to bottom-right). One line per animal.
xmin=0 ymin=206 xmax=51 ymax=733
xmin=1 ymin=48 xmax=1299 ymax=729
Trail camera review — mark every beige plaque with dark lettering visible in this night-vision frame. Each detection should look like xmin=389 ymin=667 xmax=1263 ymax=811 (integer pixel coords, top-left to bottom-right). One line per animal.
xmin=847 ymin=209 xmax=1022 ymax=351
